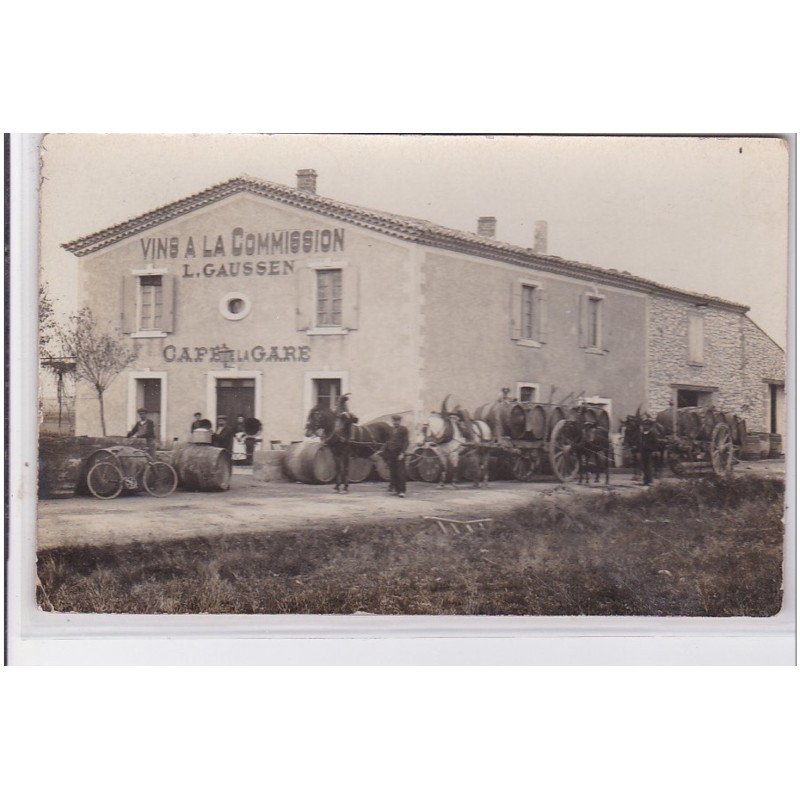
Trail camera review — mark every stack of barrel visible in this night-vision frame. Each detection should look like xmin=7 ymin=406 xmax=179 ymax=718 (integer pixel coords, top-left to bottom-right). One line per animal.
xmin=283 ymin=441 xmax=373 ymax=484
xmin=472 ymin=400 xmax=610 ymax=441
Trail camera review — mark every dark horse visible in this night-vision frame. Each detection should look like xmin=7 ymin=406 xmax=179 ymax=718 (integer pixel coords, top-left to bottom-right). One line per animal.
xmin=560 ymin=412 xmax=612 ymax=485
xmin=305 ymin=398 xmax=391 ymax=492
xmin=620 ymin=410 xmax=665 ymax=483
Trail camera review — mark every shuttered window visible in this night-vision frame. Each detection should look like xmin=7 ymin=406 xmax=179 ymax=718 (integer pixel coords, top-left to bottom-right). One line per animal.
xmin=316 ymin=269 xmax=343 ymax=327
xmin=688 ymin=313 xmax=704 ymax=364
xmin=139 ymin=275 xmax=163 ymax=330
xmin=522 ymin=285 xmax=537 ymax=340
xmin=587 ymin=297 xmax=601 ymax=348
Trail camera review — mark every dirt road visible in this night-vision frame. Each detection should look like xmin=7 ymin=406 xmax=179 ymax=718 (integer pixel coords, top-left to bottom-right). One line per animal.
xmin=37 ymin=460 xmax=785 ymax=551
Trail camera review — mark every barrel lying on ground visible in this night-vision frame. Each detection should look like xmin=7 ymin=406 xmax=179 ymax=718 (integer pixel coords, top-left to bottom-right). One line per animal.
xmin=172 ymin=443 xmax=232 ymax=491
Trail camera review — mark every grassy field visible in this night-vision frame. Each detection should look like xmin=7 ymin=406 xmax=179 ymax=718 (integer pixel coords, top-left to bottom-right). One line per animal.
xmin=37 ymin=475 xmax=785 ymax=616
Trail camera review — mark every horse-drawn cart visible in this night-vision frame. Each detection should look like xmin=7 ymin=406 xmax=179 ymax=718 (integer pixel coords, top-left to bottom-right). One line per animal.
xmin=658 ymin=406 xmax=741 ymax=478
xmin=416 ymin=397 xmax=612 ymax=485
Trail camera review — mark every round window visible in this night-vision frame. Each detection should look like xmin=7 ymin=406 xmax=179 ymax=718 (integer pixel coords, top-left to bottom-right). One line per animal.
xmin=219 ymin=292 xmax=251 ymax=321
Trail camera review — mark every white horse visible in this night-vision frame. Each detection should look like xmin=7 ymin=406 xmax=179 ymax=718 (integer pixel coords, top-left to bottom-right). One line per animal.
xmin=426 ymin=399 xmax=493 ymax=488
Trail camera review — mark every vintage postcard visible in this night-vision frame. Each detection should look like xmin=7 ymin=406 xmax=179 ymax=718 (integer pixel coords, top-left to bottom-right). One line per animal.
xmin=32 ymin=133 xmax=789 ymax=617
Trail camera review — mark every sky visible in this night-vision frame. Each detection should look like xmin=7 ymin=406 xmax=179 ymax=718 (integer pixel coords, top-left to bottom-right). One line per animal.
xmin=40 ymin=134 xmax=790 ymax=347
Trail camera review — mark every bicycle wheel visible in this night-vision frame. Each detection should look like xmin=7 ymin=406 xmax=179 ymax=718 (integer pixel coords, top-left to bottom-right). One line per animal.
xmin=143 ymin=461 xmax=178 ymax=497
xmin=87 ymin=461 xmax=124 ymax=499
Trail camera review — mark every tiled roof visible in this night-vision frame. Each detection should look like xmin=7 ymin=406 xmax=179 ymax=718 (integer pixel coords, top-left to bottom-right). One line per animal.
xmin=62 ymin=174 xmax=750 ymax=313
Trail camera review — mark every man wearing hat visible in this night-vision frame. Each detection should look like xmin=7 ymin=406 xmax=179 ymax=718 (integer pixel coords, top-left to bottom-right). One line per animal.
xmin=128 ymin=408 xmax=156 ymax=453
xmin=639 ymin=413 xmax=659 ymax=486
xmin=380 ymin=414 xmax=410 ymax=497
xmin=212 ymin=414 xmax=234 ymax=452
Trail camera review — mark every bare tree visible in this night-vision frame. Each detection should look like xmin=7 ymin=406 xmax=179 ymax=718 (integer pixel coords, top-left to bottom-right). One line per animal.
xmin=56 ymin=308 xmax=138 ymax=436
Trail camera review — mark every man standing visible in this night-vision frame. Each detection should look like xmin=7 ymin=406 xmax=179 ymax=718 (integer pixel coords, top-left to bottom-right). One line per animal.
xmin=639 ymin=414 xmax=659 ymax=486
xmin=381 ymin=414 xmax=410 ymax=498
xmin=212 ymin=414 xmax=234 ymax=452
xmin=128 ymin=408 xmax=156 ymax=453
xmin=190 ymin=412 xmax=205 ymax=432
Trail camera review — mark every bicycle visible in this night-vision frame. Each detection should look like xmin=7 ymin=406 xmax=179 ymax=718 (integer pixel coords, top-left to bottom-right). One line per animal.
xmin=85 ymin=445 xmax=178 ymax=500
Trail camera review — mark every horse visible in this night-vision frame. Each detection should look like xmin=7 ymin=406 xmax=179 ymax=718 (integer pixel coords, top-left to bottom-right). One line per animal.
xmin=426 ymin=397 xmax=493 ymax=488
xmin=559 ymin=412 xmax=612 ymax=485
xmin=305 ymin=400 xmax=391 ymax=493
xmin=620 ymin=411 xmax=665 ymax=482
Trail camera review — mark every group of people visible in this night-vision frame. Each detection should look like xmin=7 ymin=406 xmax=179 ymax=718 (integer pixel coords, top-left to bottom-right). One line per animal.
xmin=127 ymin=409 xmax=261 ymax=465
xmin=194 ymin=412 xmax=261 ymax=465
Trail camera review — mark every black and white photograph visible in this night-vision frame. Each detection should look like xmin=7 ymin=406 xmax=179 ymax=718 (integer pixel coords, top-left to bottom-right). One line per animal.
xmin=26 ymin=134 xmax=788 ymax=620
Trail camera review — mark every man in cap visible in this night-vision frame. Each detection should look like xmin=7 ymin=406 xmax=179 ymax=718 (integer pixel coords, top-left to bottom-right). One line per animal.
xmin=639 ymin=413 xmax=659 ymax=486
xmin=380 ymin=414 xmax=410 ymax=497
xmin=128 ymin=408 xmax=156 ymax=454
xmin=212 ymin=414 xmax=234 ymax=452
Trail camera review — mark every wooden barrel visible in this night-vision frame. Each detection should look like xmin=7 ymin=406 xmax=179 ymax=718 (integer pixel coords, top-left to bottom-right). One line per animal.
xmin=283 ymin=441 xmax=336 ymax=484
xmin=174 ymin=443 xmax=231 ymax=491
xmin=347 ymin=456 xmax=373 ymax=483
xmin=374 ymin=456 xmax=391 ymax=482
xmin=527 ymin=404 xmax=548 ymax=439
xmin=677 ymin=408 xmax=701 ymax=438
xmin=547 ymin=406 xmax=566 ymax=436
xmin=768 ymin=434 xmax=783 ymax=458
xmin=473 ymin=402 xmax=526 ymax=439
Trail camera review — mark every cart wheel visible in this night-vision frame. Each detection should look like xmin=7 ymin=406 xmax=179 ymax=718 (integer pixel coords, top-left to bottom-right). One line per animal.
xmin=512 ymin=452 xmax=540 ymax=482
xmin=87 ymin=461 xmax=124 ymax=499
xmin=143 ymin=461 xmax=178 ymax=497
xmin=548 ymin=419 xmax=580 ymax=482
xmin=413 ymin=447 xmax=443 ymax=483
xmin=710 ymin=422 xmax=734 ymax=477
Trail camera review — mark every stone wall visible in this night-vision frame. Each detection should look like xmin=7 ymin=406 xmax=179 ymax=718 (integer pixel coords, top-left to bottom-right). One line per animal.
xmin=648 ymin=295 xmax=785 ymax=429
xmin=742 ymin=317 xmax=786 ymax=431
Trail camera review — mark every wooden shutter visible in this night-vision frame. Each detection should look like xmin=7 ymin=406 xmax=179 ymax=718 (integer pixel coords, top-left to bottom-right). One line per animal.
xmin=341 ymin=264 xmax=360 ymax=330
xmin=121 ymin=274 xmax=137 ymax=333
xmin=161 ymin=274 xmax=175 ymax=332
xmin=295 ymin=266 xmax=314 ymax=331
xmin=510 ymin=281 xmax=522 ymax=340
xmin=536 ymin=286 xmax=548 ymax=343
xmin=578 ymin=292 xmax=586 ymax=347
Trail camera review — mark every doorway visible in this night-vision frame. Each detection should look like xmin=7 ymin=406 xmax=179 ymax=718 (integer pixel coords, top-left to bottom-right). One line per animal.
xmin=676 ymin=389 xmax=713 ymax=408
xmin=136 ymin=378 xmax=162 ymax=439
xmin=216 ymin=378 xmax=255 ymax=421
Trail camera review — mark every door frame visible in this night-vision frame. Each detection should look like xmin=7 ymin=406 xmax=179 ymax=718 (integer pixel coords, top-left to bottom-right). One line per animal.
xmin=127 ymin=371 xmax=168 ymax=442
xmin=206 ymin=370 xmax=263 ymax=425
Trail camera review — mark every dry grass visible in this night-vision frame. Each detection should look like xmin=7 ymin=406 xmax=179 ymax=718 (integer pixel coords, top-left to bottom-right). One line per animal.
xmin=37 ymin=475 xmax=785 ymax=616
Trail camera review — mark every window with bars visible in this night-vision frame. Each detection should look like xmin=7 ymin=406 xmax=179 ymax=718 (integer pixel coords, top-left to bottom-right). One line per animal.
xmin=316 ymin=269 xmax=343 ymax=327
xmin=139 ymin=275 xmax=163 ymax=331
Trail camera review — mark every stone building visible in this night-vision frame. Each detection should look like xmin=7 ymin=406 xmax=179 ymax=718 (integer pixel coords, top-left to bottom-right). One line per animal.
xmin=62 ymin=170 xmax=785 ymax=448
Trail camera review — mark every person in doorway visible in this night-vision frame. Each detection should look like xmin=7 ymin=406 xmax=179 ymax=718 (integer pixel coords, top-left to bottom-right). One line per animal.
xmin=380 ymin=414 xmax=410 ymax=497
xmin=232 ymin=413 xmax=249 ymax=464
xmin=212 ymin=414 xmax=234 ymax=452
xmin=190 ymin=412 xmax=205 ymax=432
xmin=128 ymin=408 xmax=156 ymax=453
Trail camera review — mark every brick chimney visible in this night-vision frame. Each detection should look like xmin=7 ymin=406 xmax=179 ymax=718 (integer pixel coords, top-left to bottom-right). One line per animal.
xmin=296 ymin=168 xmax=318 ymax=194
xmin=533 ymin=220 xmax=548 ymax=254
xmin=477 ymin=216 xmax=497 ymax=238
